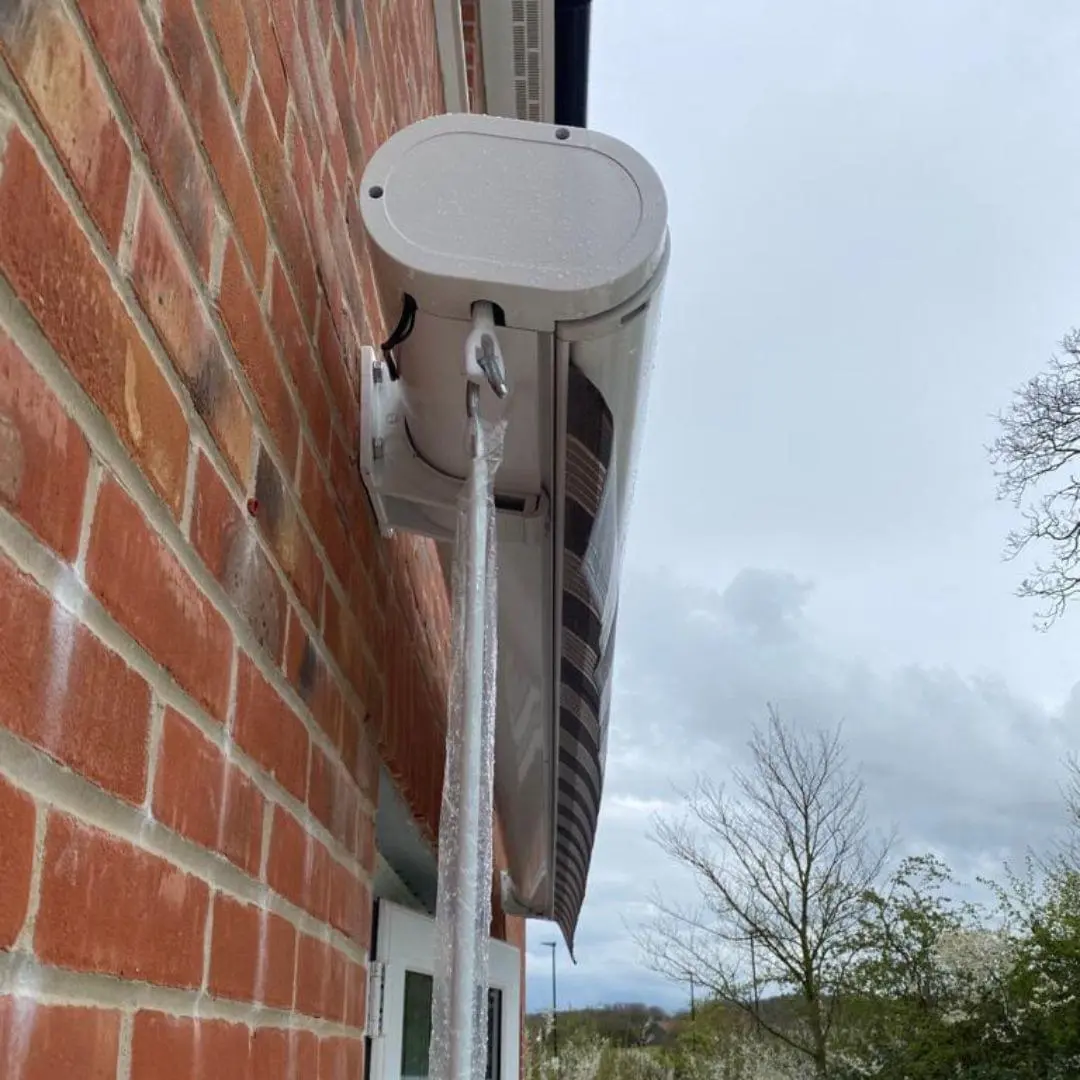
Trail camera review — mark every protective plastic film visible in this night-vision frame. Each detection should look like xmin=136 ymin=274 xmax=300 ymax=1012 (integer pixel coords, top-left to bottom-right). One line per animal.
xmin=431 ymin=415 xmax=506 ymax=1080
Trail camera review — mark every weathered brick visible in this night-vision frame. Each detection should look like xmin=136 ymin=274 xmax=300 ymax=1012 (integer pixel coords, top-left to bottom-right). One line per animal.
xmin=131 ymin=194 xmax=252 ymax=483
xmin=0 ymin=1000 xmax=120 ymax=1080
xmin=328 ymin=857 xmax=369 ymax=949
xmin=130 ymin=1011 xmax=251 ymax=1080
xmin=270 ymin=264 xmax=332 ymax=458
xmin=327 ymin=430 xmax=365 ymax=534
xmin=343 ymin=958 xmax=367 ymax=1029
xmin=0 ymin=329 xmax=90 ymax=559
xmin=253 ymin=445 xmax=324 ymax=620
xmin=0 ymin=772 xmax=35 ymax=948
xmin=266 ymin=806 xmax=330 ymax=919
xmin=152 ymin=708 xmax=264 ymax=876
xmin=86 ymin=479 xmax=232 ymax=721
xmin=0 ymin=556 xmax=151 ymax=804
xmin=0 ymin=130 xmax=188 ymax=515
xmin=36 ymin=812 xmax=210 ymax=988
xmin=300 ymin=443 xmax=350 ymax=587
xmin=244 ymin=83 xmax=317 ymax=330
xmin=234 ymin=652 xmax=309 ymax=801
xmin=218 ymin=239 xmax=300 ymax=472
xmin=295 ymin=934 xmax=332 ymax=1020
xmin=191 ymin=452 xmax=285 ymax=662
xmin=328 ymin=34 xmax=361 ymax=179
xmin=208 ymin=893 xmax=295 ymax=1008
xmin=162 ymin=0 xmax=269 ymax=283
xmin=318 ymin=1036 xmax=364 ymax=1080
xmin=269 ymin=0 xmax=325 ymax=169
xmin=317 ymin=299 xmax=355 ymax=439
xmin=80 ymin=0 xmax=215 ymax=277
xmin=284 ymin=609 xmax=343 ymax=749
xmin=0 ymin=0 xmax=132 ymax=253
xmin=241 ymin=0 xmax=289 ymax=135
xmin=203 ymin=0 xmax=250 ymax=102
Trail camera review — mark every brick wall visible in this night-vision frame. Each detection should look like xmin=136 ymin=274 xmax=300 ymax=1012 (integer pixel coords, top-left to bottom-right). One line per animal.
xmin=460 ymin=0 xmax=486 ymax=113
xmin=0 ymin=0 xmax=521 ymax=1075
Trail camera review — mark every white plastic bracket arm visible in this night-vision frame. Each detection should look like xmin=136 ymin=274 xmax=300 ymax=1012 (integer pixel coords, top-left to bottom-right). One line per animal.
xmin=464 ymin=300 xmax=508 ymax=400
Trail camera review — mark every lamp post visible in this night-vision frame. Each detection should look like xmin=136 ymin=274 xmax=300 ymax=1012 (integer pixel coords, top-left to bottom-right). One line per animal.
xmin=542 ymin=940 xmax=558 ymax=1071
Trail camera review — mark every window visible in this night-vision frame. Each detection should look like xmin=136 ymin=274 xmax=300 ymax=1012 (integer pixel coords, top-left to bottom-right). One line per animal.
xmin=369 ymin=901 xmax=522 ymax=1080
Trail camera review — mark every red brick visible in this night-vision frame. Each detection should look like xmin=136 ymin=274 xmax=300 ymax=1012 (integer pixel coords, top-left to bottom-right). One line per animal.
xmin=324 ymin=584 xmax=374 ymax=711
xmin=0 ymin=329 xmax=90 ymax=559
xmin=36 ymin=813 xmax=209 ymax=987
xmin=296 ymin=934 xmax=332 ymax=1019
xmin=153 ymin=709 xmax=264 ymax=875
xmin=342 ymin=706 xmax=379 ymax=809
xmin=208 ymin=894 xmax=295 ymax=1008
xmin=300 ymin=444 xmax=350 ymax=586
xmin=293 ymin=1029 xmax=320 ymax=1078
xmin=266 ymin=806 xmax=330 ymax=919
xmin=343 ymin=959 xmax=367 ymax=1029
xmin=80 ymin=0 xmax=215 ymax=277
xmin=162 ymin=0 xmax=268 ymax=282
xmin=0 ymin=1000 xmax=120 ymax=1080
xmin=323 ymin=185 xmax=365 ymax=353
xmin=244 ymin=83 xmax=318 ymax=330
xmin=241 ymin=0 xmax=289 ymax=135
xmin=86 ymin=479 xmax=232 ymax=721
xmin=0 ymin=556 xmax=151 ymax=803
xmin=0 ymin=773 xmax=34 ymax=947
xmin=270 ymin=0 xmax=325 ymax=169
xmin=218 ymin=239 xmax=300 ymax=471
xmin=0 ymin=130 xmax=188 ymax=514
xmin=317 ymin=302 xmax=355 ymax=437
xmin=131 ymin=1011 xmax=251 ymax=1080
xmin=191 ymin=453 xmax=286 ymax=662
xmin=327 ymin=431 xmax=364 ymax=531
xmin=251 ymin=1026 xmax=321 ymax=1079
xmin=327 ymin=34 xmax=361 ymax=179
xmin=251 ymin=1026 xmax=288 ymax=1079
xmin=0 ymin=1 xmax=131 ymax=253
xmin=204 ymin=0 xmax=250 ymax=102
xmin=271 ymin=264 xmax=332 ymax=458
xmin=328 ymin=859 xmax=369 ymax=949
xmin=259 ymin=908 xmax=298 ymax=1010
xmin=318 ymin=1036 xmax=364 ymax=1080
xmin=234 ymin=652 xmax=309 ymax=801
xmin=284 ymin=610 xmax=343 ymax=748
xmin=131 ymin=194 xmax=252 ymax=483
xmin=253 ymin=445 xmax=324 ymax=620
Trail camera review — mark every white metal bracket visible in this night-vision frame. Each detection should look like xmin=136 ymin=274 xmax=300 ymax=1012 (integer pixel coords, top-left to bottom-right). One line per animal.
xmin=358 ymin=345 xmax=548 ymax=545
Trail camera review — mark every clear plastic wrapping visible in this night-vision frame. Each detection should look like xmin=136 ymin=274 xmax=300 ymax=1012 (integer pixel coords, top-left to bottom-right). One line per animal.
xmin=431 ymin=414 xmax=506 ymax=1080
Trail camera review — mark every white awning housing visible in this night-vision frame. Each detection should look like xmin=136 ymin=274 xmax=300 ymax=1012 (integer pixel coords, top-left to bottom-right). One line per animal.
xmin=358 ymin=112 xmax=668 ymax=949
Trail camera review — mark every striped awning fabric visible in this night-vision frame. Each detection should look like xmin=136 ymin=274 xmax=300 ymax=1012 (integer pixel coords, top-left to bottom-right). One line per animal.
xmin=553 ymin=361 xmax=618 ymax=952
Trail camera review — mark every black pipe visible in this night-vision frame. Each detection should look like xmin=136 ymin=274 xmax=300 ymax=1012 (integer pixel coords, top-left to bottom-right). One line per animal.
xmin=554 ymin=0 xmax=592 ymax=128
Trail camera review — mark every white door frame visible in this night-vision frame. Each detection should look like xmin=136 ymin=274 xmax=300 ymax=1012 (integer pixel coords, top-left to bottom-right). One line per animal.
xmin=369 ymin=900 xmax=522 ymax=1080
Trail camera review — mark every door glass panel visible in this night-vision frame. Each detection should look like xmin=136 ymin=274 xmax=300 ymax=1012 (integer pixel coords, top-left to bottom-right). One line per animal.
xmin=401 ymin=971 xmax=434 ymax=1079
xmin=397 ymin=973 xmax=503 ymax=1080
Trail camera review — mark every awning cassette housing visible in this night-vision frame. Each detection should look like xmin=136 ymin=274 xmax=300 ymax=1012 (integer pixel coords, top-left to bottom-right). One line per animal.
xmin=359 ymin=112 xmax=668 ymax=948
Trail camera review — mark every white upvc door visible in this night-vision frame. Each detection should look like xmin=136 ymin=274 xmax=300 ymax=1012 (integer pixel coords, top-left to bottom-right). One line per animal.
xmin=368 ymin=901 xmax=522 ymax=1080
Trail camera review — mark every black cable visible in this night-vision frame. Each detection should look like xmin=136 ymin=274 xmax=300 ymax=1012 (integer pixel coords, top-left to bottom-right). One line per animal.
xmin=379 ymin=294 xmax=417 ymax=380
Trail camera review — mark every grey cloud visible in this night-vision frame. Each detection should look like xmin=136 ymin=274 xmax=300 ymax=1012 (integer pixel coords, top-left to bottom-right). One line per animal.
xmin=528 ymin=567 xmax=1075 ymax=1010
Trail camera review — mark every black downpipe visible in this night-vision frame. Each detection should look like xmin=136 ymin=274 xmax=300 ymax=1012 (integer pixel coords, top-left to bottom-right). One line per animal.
xmin=554 ymin=0 xmax=592 ymax=128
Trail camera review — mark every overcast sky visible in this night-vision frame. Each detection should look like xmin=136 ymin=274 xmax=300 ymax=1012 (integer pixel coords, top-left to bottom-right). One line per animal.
xmin=525 ymin=0 xmax=1080 ymax=1012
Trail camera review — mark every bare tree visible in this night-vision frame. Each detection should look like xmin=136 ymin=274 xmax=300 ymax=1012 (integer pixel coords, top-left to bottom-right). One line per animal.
xmin=990 ymin=329 xmax=1080 ymax=626
xmin=636 ymin=708 xmax=890 ymax=1079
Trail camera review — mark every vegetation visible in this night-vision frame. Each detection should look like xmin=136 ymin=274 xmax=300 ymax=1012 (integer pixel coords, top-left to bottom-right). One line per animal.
xmin=992 ymin=327 xmax=1080 ymax=625
xmin=525 ymin=717 xmax=1080 ymax=1079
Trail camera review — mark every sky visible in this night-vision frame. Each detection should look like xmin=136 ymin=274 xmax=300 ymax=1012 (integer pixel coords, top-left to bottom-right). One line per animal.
xmin=525 ymin=0 xmax=1080 ymax=1012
